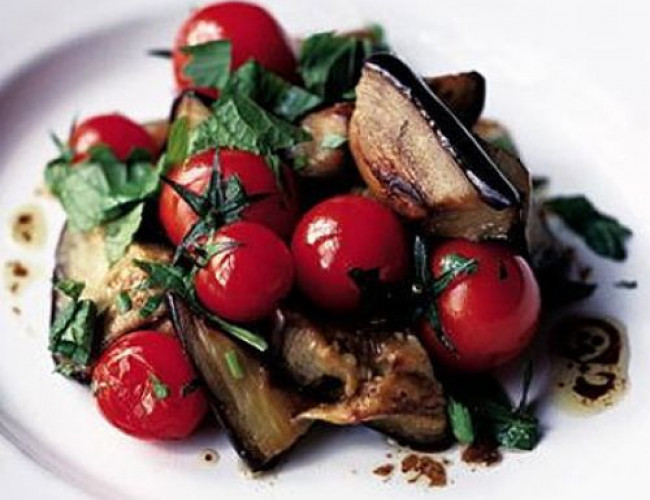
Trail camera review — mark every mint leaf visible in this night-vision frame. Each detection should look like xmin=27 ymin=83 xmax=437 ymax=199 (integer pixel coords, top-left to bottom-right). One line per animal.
xmin=545 ymin=195 xmax=632 ymax=261
xmin=181 ymin=40 xmax=232 ymax=89
xmin=298 ymin=31 xmax=382 ymax=102
xmin=50 ymin=284 xmax=98 ymax=380
xmin=223 ymin=60 xmax=322 ymax=121
xmin=447 ymin=397 xmax=475 ymax=444
xmin=104 ymin=202 xmax=144 ymax=264
xmin=190 ymin=93 xmax=310 ymax=157
xmin=55 ymin=279 xmax=85 ymax=300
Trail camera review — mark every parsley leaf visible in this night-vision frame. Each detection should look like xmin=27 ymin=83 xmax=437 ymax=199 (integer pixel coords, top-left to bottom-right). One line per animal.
xmin=181 ymin=40 xmax=232 ymax=89
xmin=223 ymin=60 xmax=322 ymax=121
xmin=165 ymin=117 xmax=190 ymax=166
xmin=50 ymin=280 xmax=98 ymax=380
xmin=545 ymin=195 xmax=632 ymax=261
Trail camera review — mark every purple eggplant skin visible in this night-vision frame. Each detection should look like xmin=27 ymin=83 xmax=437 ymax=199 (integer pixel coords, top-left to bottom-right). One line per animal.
xmin=167 ymin=294 xmax=312 ymax=472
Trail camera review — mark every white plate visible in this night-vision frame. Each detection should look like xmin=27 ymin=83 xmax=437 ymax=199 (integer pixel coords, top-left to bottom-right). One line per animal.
xmin=1 ymin=1 xmax=649 ymax=499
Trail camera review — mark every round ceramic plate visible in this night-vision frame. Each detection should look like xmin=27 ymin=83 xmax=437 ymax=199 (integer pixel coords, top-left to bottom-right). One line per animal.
xmin=1 ymin=1 xmax=648 ymax=499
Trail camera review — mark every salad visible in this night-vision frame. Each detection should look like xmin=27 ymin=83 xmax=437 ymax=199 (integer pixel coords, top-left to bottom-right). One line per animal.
xmin=44 ymin=1 xmax=632 ymax=476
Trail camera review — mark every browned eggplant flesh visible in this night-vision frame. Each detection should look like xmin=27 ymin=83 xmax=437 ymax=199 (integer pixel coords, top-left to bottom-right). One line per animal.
xmin=349 ymin=53 xmax=531 ymax=242
xmin=275 ymin=309 xmax=448 ymax=449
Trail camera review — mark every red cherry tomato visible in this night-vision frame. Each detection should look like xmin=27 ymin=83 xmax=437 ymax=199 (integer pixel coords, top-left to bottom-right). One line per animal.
xmin=195 ymin=221 xmax=294 ymax=323
xmin=70 ymin=113 xmax=158 ymax=163
xmin=158 ymin=148 xmax=298 ymax=246
xmin=291 ymin=195 xmax=409 ymax=313
xmin=92 ymin=331 xmax=208 ymax=440
xmin=173 ymin=1 xmax=297 ymax=96
xmin=419 ymin=240 xmax=541 ymax=372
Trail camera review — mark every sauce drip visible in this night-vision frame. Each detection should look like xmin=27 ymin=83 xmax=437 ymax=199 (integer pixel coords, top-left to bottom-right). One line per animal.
xmin=366 ymin=53 xmax=520 ymax=210
xmin=550 ymin=316 xmax=628 ymax=412
xmin=10 ymin=204 xmax=46 ymax=248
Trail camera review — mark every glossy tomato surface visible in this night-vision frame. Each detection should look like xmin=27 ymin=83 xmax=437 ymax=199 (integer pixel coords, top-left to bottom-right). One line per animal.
xmin=195 ymin=221 xmax=294 ymax=323
xmin=291 ymin=195 xmax=409 ymax=313
xmin=159 ymin=148 xmax=299 ymax=246
xmin=69 ymin=113 xmax=158 ymax=162
xmin=172 ymin=1 xmax=297 ymax=95
xmin=419 ymin=240 xmax=541 ymax=372
xmin=92 ymin=331 xmax=208 ymax=440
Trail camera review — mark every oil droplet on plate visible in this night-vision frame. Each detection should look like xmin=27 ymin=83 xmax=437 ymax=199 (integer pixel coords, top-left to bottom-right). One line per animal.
xmin=10 ymin=204 xmax=46 ymax=248
xmin=3 ymin=260 xmax=34 ymax=296
xmin=200 ymin=448 xmax=220 ymax=466
xmin=549 ymin=316 xmax=628 ymax=414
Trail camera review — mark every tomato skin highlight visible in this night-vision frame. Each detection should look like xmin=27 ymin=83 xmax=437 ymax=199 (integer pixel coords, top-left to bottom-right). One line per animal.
xmin=291 ymin=195 xmax=409 ymax=313
xmin=172 ymin=1 xmax=297 ymax=96
xmin=92 ymin=331 xmax=208 ymax=440
xmin=194 ymin=221 xmax=294 ymax=323
xmin=419 ymin=240 xmax=541 ymax=372
xmin=70 ymin=113 xmax=158 ymax=163
xmin=158 ymin=149 xmax=299 ymax=246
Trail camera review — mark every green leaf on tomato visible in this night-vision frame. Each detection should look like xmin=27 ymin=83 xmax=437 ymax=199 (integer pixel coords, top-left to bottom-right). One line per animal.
xmin=181 ymin=40 xmax=232 ymax=89
xmin=223 ymin=60 xmax=322 ymax=121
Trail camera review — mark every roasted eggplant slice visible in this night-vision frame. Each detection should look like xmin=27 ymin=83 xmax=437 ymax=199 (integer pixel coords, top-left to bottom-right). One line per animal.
xmin=168 ymin=295 xmax=312 ymax=472
xmin=142 ymin=119 xmax=169 ymax=154
xmin=349 ymin=53 xmax=531 ymax=242
xmin=292 ymin=102 xmax=354 ymax=178
xmin=53 ymin=226 xmax=172 ymax=346
xmin=276 ymin=309 xmax=448 ymax=449
xmin=425 ymin=71 xmax=485 ymax=126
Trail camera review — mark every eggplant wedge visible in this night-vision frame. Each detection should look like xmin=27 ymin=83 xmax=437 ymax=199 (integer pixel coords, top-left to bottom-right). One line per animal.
xmin=292 ymin=102 xmax=354 ymax=178
xmin=276 ymin=309 xmax=448 ymax=449
xmin=425 ymin=71 xmax=485 ymax=126
xmin=168 ymin=295 xmax=312 ymax=472
xmin=169 ymin=90 xmax=214 ymax=130
xmin=349 ymin=53 xmax=531 ymax=242
xmin=53 ymin=226 xmax=172 ymax=347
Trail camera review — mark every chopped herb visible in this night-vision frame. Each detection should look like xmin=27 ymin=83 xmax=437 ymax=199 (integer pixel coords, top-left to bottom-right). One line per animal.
xmin=149 ymin=373 xmax=170 ymax=400
xmin=139 ymin=294 xmax=164 ymax=318
xmin=181 ymin=40 xmax=232 ymax=89
xmin=614 ymin=280 xmax=637 ymax=289
xmin=223 ymin=60 xmax=322 ymax=121
xmin=545 ymin=195 xmax=632 ymax=261
xmin=55 ymin=279 xmax=85 ymax=300
xmin=115 ymin=291 xmax=132 ymax=313
xmin=50 ymin=281 xmax=98 ymax=381
xmin=134 ymin=260 xmax=268 ymax=352
xmin=320 ymin=133 xmax=347 ymax=150
xmin=447 ymin=397 xmax=475 ymax=444
xmin=225 ymin=349 xmax=245 ymax=379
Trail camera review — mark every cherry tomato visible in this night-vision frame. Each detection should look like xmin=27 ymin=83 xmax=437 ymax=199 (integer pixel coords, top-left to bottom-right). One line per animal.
xmin=70 ymin=113 xmax=158 ymax=163
xmin=291 ymin=195 xmax=409 ymax=313
xmin=173 ymin=1 xmax=297 ymax=96
xmin=92 ymin=330 xmax=208 ymax=440
xmin=159 ymin=148 xmax=298 ymax=246
xmin=419 ymin=240 xmax=541 ymax=372
xmin=195 ymin=221 xmax=294 ymax=323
